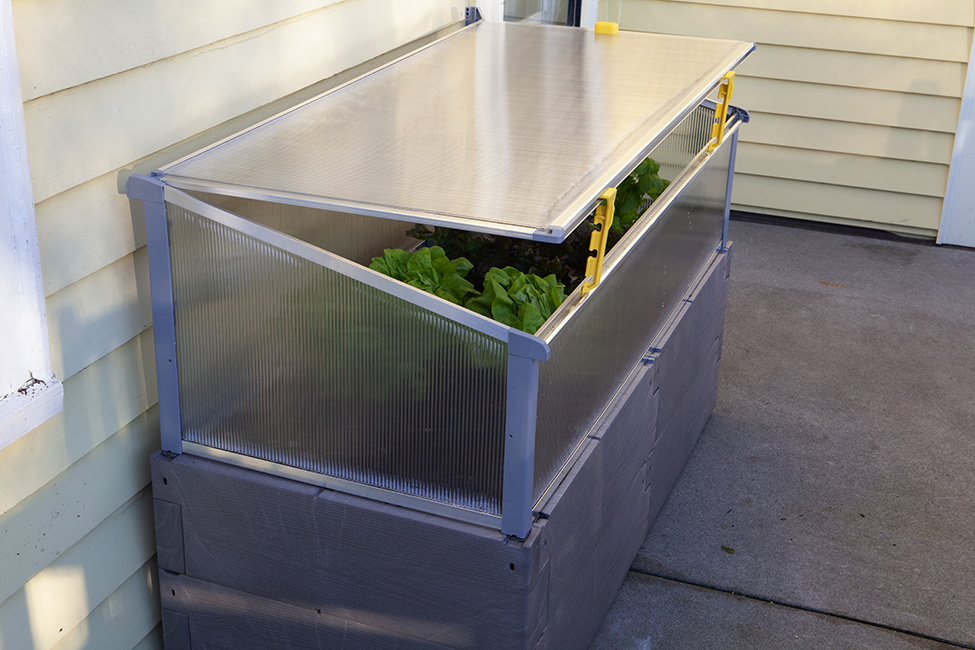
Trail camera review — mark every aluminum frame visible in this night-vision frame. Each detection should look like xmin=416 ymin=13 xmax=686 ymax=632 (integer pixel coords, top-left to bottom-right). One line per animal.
xmin=127 ymin=174 xmax=183 ymax=454
xmin=129 ymin=19 xmax=754 ymax=537
xmin=182 ymin=441 xmax=503 ymax=530
xmin=130 ymin=103 xmax=744 ymax=539
xmin=140 ymin=183 xmax=550 ymax=537
xmin=535 ymin=110 xmax=745 ymax=343
xmin=157 ymin=22 xmax=754 ymax=244
xmin=531 ymin=116 xmax=743 ymax=511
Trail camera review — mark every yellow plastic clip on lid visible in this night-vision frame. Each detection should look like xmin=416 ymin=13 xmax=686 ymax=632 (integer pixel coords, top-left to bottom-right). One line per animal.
xmin=594 ymin=21 xmax=619 ymax=34
xmin=581 ymin=188 xmax=617 ymax=297
xmin=709 ymin=71 xmax=736 ymax=152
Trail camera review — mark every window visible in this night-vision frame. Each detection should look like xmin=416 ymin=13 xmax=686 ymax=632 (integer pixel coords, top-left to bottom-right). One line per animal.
xmin=0 ymin=0 xmax=63 ymax=450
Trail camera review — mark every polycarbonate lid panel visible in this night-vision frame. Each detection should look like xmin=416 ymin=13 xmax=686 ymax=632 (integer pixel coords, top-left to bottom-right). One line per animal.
xmin=160 ymin=21 xmax=753 ymax=242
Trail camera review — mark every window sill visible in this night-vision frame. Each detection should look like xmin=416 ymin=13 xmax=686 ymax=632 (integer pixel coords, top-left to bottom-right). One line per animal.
xmin=0 ymin=377 xmax=64 ymax=451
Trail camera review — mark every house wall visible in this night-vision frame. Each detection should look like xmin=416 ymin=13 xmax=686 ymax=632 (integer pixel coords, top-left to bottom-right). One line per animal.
xmin=0 ymin=2 xmax=467 ymax=648
xmin=602 ymin=0 xmax=975 ymax=237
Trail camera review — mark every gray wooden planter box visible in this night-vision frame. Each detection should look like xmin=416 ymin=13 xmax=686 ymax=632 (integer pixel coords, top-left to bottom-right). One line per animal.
xmin=126 ymin=19 xmax=751 ymax=649
xmin=152 ymin=248 xmax=730 ymax=650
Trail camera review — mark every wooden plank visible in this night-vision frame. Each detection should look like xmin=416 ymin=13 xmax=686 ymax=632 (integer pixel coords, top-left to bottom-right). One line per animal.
xmin=740 ymin=112 xmax=957 ymax=165
xmin=0 ymin=407 xmax=157 ymax=604
xmin=735 ymin=143 xmax=950 ymax=198
xmin=46 ymin=248 xmax=151 ymax=381
xmin=633 ymin=0 xmax=975 ymax=27
xmin=647 ymin=251 xmax=728 ymax=468
xmin=50 ymin=559 xmax=160 ymax=650
xmin=532 ymin=365 xmax=657 ymax=649
xmin=733 ymin=75 xmax=962 ymax=134
xmin=160 ymin=611 xmax=190 ymax=650
xmin=736 ymin=44 xmax=967 ymax=98
xmin=160 ymin=574 xmax=462 ymax=650
xmin=153 ymin=498 xmax=185 ymax=574
xmin=0 ymin=331 xmax=156 ymax=515
xmin=153 ymin=452 xmax=535 ymax=649
xmin=35 ymin=171 xmax=145 ymax=297
xmin=0 ymin=489 xmax=155 ymax=650
xmin=149 ymin=249 xmax=730 ymax=649
xmin=731 ymin=174 xmax=945 ymax=232
xmin=649 ymin=334 xmax=723 ymax=523
xmin=621 ymin=2 xmax=974 ymax=61
xmin=12 ymin=0 xmax=349 ymax=101
xmin=23 ymin=0 xmax=467 ymax=203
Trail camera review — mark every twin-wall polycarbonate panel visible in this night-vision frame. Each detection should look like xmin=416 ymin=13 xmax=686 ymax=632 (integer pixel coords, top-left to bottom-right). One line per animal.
xmin=532 ymin=121 xmax=734 ymax=504
xmin=188 ymin=191 xmax=417 ymax=268
xmin=166 ymin=201 xmax=508 ymax=515
xmin=160 ymin=21 xmax=753 ymax=242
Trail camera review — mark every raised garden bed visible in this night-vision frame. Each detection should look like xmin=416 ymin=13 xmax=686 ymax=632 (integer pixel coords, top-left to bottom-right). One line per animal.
xmin=127 ymin=19 xmax=753 ymax=649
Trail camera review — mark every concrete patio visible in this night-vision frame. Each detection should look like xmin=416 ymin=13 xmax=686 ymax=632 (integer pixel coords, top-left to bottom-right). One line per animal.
xmin=590 ymin=217 xmax=975 ymax=649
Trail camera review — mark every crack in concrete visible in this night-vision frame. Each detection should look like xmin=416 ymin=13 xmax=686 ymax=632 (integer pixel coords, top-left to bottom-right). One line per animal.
xmin=630 ymin=567 xmax=975 ymax=649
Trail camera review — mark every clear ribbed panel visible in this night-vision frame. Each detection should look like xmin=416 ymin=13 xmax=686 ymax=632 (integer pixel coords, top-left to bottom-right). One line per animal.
xmin=166 ymin=203 xmax=508 ymax=515
xmin=650 ymin=104 xmax=717 ymax=185
xmin=532 ymin=135 xmax=735 ymax=503
xmin=188 ymin=192 xmax=416 ymax=267
xmin=504 ymin=0 xmax=569 ymax=24
xmin=161 ymin=22 xmax=752 ymax=239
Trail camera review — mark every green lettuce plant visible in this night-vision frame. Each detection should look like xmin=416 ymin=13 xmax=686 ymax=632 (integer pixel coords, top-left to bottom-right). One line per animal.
xmin=369 ymin=246 xmax=478 ymax=306
xmin=611 ymin=157 xmax=670 ymax=236
xmin=372 ymin=157 xmax=669 ymax=334
xmin=464 ymin=267 xmax=566 ymax=335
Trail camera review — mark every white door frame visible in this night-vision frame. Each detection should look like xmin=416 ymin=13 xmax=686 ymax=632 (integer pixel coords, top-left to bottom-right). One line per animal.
xmin=478 ymin=0 xmax=600 ymax=25
xmin=580 ymin=0 xmax=599 ymax=28
xmin=0 ymin=0 xmax=63 ymax=449
xmin=937 ymin=28 xmax=975 ymax=247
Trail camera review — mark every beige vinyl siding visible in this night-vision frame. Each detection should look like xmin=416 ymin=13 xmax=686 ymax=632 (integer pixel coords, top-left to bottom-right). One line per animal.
xmin=0 ymin=2 xmax=465 ymax=648
xmin=611 ymin=0 xmax=975 ymax=236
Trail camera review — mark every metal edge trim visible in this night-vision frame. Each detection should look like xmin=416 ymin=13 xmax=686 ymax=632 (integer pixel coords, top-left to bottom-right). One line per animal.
xmin=603 ymin=118 xmax=744 ymax=277
xmin=547 ymin=42 xmax=755 ymax=238
xmin=158 ymin=177 xmax=546 ymax=242
xmin=534 ymin=116 xmax=743 ymax=343
xmin=158 ymin=21 xmax=481 ymax=175
xmin=723 ymin=130 xmax=740 ymax=250
xmin=181 ymin=441 xmax=503 ymax=530
xmin=161 ymin=36 xmax=753 ymax=246
xmin=162 ymin=186 xmax=516 ymax=343
xmin=501 ymin=356 xmax=541 ymax=539
xmin=532 ymin=247 xmax=727 ymax=513
xmin=135 ymin=177 xmax=184 ymax=454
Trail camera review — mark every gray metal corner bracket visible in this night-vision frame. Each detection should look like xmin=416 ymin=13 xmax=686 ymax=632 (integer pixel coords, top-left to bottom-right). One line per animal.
xmin=501 ymin=352 xmax=541 ymax=539
xmin=508 ymin=328 xmax=550 ymax=362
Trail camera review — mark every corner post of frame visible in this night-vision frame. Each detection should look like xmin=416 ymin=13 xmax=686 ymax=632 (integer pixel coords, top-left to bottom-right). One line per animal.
xmin=722 ymin=130 xmax=740 ymax=251
xmin=720 ymin=106 xmax=748 ymax=251
xmin=500 ymin=330 xmax=550 ymax=539
xmin=126 ymin=174 xmax=182 ymax=454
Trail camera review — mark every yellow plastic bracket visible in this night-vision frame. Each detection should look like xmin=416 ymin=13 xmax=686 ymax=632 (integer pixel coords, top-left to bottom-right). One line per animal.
xmin=581 ymin=188 xmax=617 ymax=297
xmin=708 ymin=71 xmax=735 ymax=153
xmin=594 ymin=21 xmax=619 ymax=34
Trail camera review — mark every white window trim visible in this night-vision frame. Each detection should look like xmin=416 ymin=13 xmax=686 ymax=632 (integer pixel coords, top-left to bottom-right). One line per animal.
xmin=0 ymin=0 xmax=63 ymax=450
